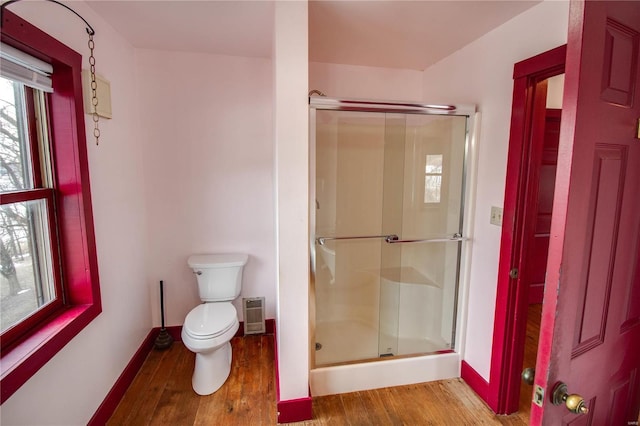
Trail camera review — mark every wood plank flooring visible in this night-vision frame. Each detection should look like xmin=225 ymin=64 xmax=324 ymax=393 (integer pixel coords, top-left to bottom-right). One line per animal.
xmin=290 ymin=381 xmax=528 ymax=426
xmin=108 ymin=333 xmax=531 ymax=425
xmin=108 ymin=335 xmax=276 ymax=426
xmin=519 ymin=304 xmax=542 ymax=416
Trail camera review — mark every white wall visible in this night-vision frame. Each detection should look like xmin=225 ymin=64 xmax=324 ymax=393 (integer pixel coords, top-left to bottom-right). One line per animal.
xmin=273 ymin=0 xmax=310 ymax=402
xmin=547 ymin=74 xmax=565 ymax=109
xmin=136 ymin=50 xmax=275 ymax=327
xmin=310 ymin=62 xmax=423 ymax=101
xmin=421 ymin=0 xmax=570 ymax=380
xmin=1 ymin=2 xmax=149 ymax=424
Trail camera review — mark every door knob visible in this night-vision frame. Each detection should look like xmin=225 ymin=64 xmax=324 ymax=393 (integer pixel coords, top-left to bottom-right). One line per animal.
xmin=551 ymin=382 xmax=589 ymax=414
xmin=521 ymin=367 xmax=535 ymax=385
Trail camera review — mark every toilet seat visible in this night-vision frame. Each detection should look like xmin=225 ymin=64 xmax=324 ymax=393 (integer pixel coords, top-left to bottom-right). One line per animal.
xmin=183 ymin=303 xmax=237 ymax=340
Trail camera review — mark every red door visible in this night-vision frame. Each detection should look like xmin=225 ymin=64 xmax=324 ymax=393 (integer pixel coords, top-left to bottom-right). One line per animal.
xmin=532 ymin=1 xmax=640 ymax=425
xmin=527 ymin=109 xmax=561 ymax=305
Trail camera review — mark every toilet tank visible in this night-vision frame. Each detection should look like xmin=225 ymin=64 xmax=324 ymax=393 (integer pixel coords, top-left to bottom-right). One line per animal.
xmin=188 ymin=254 xmax=248 ymax=302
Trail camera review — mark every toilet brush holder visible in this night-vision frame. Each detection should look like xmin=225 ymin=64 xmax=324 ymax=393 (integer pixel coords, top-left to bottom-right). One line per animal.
xmin=154 ymin=280 xmax=173 ymax=350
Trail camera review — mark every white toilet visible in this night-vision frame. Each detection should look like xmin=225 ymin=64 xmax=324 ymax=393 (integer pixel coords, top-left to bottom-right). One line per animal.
xmin=182 ymin=253 xmax=248 ymax=395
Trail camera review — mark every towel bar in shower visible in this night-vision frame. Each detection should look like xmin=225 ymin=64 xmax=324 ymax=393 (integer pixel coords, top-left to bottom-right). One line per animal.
xmin=316 ymin=234 xmax=399 ymax=246
xmin=384 ymin=233 xmax=464 ymax=244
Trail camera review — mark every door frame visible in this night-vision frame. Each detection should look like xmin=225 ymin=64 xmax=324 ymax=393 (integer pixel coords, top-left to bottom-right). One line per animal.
xmin=486 ymin=44 xmax=566 ymax=414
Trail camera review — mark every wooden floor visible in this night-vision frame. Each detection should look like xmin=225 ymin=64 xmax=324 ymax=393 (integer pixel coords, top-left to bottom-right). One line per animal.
xmin=519 ymin=304 xmax=542 ymax=416
xmin=108 ymin=331 xmax=533 ymax=425
xmin=108 ymin=335 xmax=276 ymax=425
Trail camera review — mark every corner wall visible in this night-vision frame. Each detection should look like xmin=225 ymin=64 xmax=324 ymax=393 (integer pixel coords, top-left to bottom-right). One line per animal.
xmin=421 ymin=0 xmax=570 ymax=381
xmin=135 ymin=50 xmax=275 ymax=328
xmin=273 ymin=0 xmax=311 ymax=417
xmin=0 ymin=2 xmax=149 ymax=424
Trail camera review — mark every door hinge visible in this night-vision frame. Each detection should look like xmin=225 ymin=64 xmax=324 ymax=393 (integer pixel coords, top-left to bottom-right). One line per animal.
xmin=509 ymin=268 xmax=519 ymax=279
xmin=636 ymin=118 xmax=640 ymax=139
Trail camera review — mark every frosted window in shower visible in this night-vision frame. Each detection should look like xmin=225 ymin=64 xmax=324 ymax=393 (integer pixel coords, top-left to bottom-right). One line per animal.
xmin=424 ymin=154 xmax=443 ymax=204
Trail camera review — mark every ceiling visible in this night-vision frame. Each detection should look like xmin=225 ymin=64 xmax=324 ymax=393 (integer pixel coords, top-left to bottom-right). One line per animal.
xmin=86 ymin=0 xmax=541 ymax=71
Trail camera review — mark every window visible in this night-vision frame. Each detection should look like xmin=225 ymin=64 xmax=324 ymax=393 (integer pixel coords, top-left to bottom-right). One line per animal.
xmin=424 ymin=154 xmax=443 ymax=204
xmin=1 ymin=75 xmax=63 ymax=345
xmin=0 ymin=10 xmax=101 ymax=403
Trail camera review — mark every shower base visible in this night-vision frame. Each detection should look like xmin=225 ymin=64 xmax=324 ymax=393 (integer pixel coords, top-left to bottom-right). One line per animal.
xmin=315 ymin=320 xmax=448 ymax=366
xmin=315 ymin=320 xmax=378 ymax=366
xmin=310 ymin=349 xmax=460 ymax=396
xmin=312 ymin=319 xmax=459 ymax=396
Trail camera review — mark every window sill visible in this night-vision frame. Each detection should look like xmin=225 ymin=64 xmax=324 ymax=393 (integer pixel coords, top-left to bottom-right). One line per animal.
xmin=0 ymin=303 xmax=101 ymax=403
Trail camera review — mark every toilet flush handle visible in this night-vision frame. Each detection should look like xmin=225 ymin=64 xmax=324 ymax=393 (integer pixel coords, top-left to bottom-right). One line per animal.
xmin=193 ymin=270 xmax=202 ymax=275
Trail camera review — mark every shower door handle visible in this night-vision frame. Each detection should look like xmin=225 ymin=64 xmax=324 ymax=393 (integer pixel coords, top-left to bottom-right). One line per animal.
xmin=316 ymin=234 xmax=399 ymax=246
xmin=385 ymin=233 xmax=464 ymax=244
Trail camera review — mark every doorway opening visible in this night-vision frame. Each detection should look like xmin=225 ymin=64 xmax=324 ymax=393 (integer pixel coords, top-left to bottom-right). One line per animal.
xmin=517 ymin=100 xmax=562 ymax=419
xmin=487 ymin=45 xmax=566 ymax=416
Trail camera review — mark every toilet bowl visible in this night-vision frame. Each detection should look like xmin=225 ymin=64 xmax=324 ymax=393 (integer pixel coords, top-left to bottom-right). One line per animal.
xmin=182 ymin=253 xmax=248 ymax=395
xmin=181 ymin=303 xmax=240 ymax=395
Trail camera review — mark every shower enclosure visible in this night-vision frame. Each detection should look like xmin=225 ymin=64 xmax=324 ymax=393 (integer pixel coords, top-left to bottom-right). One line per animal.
xmin=310 ymin=97 xmax=474 ymax=370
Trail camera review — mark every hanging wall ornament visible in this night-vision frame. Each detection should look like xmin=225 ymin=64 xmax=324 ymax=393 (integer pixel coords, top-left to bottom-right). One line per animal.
xmin=1 ymin=0 xmax=101 ymax=145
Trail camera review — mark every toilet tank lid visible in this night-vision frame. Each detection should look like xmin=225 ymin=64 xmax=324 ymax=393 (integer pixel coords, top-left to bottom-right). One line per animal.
xmin=188 ymin=253 xmax=249 ymax=268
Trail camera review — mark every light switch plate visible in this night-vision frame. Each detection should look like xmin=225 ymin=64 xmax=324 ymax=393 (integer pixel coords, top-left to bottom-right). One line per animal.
xmin=490 ymin=206 xmax=503 ymax=226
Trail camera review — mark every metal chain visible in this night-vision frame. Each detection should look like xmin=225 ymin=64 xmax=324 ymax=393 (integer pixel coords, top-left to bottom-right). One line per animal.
xmin=88 ymin=34 xmax=100 ymax=145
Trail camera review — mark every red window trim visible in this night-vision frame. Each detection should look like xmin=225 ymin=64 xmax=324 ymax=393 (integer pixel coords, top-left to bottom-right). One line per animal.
xmin=0 ymin=10 xmax=101 ymax=404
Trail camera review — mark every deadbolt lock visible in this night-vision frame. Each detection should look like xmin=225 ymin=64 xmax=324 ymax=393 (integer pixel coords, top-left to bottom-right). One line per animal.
xmin=551 ymin=382 xmax=589 ymax=415
xmin=509 ymin=268 xmax=519 ymax=279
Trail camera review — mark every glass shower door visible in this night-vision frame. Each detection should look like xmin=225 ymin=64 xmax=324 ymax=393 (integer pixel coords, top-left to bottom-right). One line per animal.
xmin=378 ymin=113 xmax=467 ymax=358
xmin=313 ymin=107 xmax=468 ymax=367
xmin=314 ymin=110 xmax=389 ymax=366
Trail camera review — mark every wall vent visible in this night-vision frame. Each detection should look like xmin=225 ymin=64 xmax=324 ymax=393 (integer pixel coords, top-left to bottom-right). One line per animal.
xmin=243 ymin=297 xmax=265 ymax=335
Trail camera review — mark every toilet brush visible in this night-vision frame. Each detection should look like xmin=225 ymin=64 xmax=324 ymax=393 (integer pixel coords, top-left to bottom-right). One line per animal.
xmin=154 ymin=280 xmax=173 ymax=350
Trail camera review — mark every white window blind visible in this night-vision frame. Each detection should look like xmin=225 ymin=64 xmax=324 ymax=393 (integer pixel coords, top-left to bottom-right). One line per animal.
xmin=0 ymin=43 xmax=53 ymax=92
